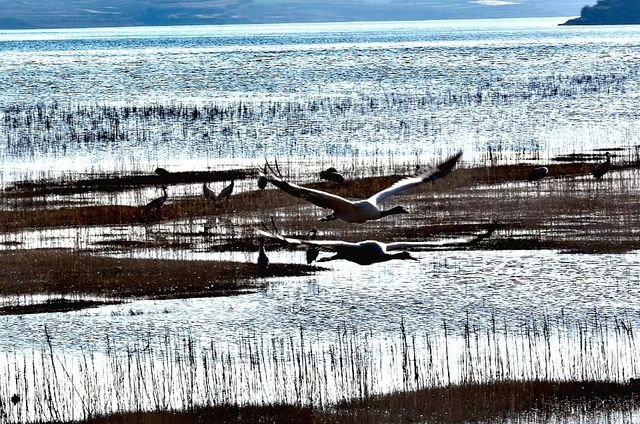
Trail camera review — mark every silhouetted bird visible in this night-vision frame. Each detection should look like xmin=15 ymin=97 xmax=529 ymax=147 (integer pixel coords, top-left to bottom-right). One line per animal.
xmin=10 ymin=394 xmax=20 ymax=405
xmin=257 ymin=238 xmax=269 ymax=274
xmin=305 ymin=229 xmax=320 ymax=264
xmin=144 ymin=187 xmax=168 ymax=215
xmin=593 ymin=152 xmax=611 ymax=180
xmin=266 ymin=151 xmax=462 ymax=223
xmin=258 ymin=176 xmax=268 ymax=190
xmin=526 ymin=166 xmax=549 ymax=182
xmin=203 ymin=183 xmax=217 ymax=201
xmin=258 ymin=164 xmax=268 ymax=190
xmin=258 ymin=226 xmax=490 ymax=266
xmin=154 ymin=167 xmax=171 ymax=177
xmin=218 ymin=181 xmax=234 ymax=201
xmin=319 ymin=167 xmax=345 ymax=183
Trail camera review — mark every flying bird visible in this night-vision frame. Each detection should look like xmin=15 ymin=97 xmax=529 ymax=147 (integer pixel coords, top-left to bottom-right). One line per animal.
xmin=526 ymin=166 xmax=548 ymax=182
xmin=257 ymin=227 xmax=488 ymax=266
xmin=319 ymin=167 xmax=345 ymax=183
xmin=218 ymin=180 xmax=234 ymax=201
xmin=203 ymin=183 xmax=217 ymax=201
xmin=265 ymin=151 xmax=462 ymax=224
xmin=592 ymin=152 xmax=611 ymax=180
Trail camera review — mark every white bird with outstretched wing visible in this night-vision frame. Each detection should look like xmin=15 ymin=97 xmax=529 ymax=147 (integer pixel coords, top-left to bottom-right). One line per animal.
xmin=265 ymin=151 xmax=462 ymax=224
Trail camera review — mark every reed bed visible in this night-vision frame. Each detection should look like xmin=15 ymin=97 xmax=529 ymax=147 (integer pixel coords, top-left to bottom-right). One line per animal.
xmin=1 ymin=68 xmax=638 ymax=186
xmin=0 ymin=314 xmax=639 ymax=423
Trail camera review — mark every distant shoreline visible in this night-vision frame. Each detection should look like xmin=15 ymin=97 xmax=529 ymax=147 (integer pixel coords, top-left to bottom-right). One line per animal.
xmin=0 ymin=15 xmax=569 ymax=32
xmin=560 ymin=0 xmax=640 ymax=26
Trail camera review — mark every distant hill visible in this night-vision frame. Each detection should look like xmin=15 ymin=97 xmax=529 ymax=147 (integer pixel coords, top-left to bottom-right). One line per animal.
xmin=0 ymin=0 xmax=588 ymax=30
xmin=562 ymin=0 xmax=640 ymax=25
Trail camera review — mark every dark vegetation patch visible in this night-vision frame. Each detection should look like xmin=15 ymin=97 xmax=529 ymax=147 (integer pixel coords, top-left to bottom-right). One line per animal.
xmin=61 ymin=380 xmax=640 ymax=424
xmin=0 ymin=298 xmax=120 ymax=315
xmin=0 ymin=250 xmax=321 ymax=299
xmin=5 ymin=168 xmax=255 ymax=197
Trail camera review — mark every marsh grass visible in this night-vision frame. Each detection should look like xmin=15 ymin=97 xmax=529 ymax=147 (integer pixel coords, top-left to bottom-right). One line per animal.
xmin=1 ymin=315 xmax=639 ymax=423
xmin=4 ymin=161 xmax=640 ymax=253
xmin=0 ymin=250 xmax=319 ymax=299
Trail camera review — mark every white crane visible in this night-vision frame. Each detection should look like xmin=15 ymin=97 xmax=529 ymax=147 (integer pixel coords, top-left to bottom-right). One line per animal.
xmin=257 ymin=225 xmax=494 ymax=266
xmin=265 ymin=151 xmax=462 ymax=224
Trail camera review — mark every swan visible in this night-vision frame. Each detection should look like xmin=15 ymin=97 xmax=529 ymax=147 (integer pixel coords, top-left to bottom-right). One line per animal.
xmin=257 ymin=225 xmax=493 ymax=266
xmin=592 ymin=152 xmax=611 ymax=180
xmin=265 ymin=151 xmax=462 ymax=223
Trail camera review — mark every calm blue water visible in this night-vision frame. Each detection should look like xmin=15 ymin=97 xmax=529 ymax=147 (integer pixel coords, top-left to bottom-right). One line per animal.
xmin=1 ymin=18 xmax=640 ymax=182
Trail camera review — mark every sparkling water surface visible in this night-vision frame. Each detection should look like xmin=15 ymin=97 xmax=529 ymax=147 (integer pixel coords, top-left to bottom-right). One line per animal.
xmin=1 ymin=18 xmax=640 ymax=421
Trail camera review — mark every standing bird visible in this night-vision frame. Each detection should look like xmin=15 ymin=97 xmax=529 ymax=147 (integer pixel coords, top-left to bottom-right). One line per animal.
xmin=319 ymin=167 xmax=345 ymax=183
xmin=265 ymin=151 xmax=462 ymax=224
xmin=155 ymin=167 xmax=171 ymax=177
xmin=257 ymin=238 xmax=269 ymax=274
xmin=218 ymin=180 xmax=234 ymax=201
xmin=305 ymin=229 xmax=320 ymax=264
xmin=257 ymin=228 xmax=488 ymax=266
xmin=203 ymin=183 xmax=217 ymax=201
xmin=144 ymin=186 xmax=168 ymax=215
xmin=526 ymin=166 xmax=549 ymax=182
xmin=592 ymin=152 xmax=611 ymax=180
xmin=258 ymin=164 xmax=269 ymax=190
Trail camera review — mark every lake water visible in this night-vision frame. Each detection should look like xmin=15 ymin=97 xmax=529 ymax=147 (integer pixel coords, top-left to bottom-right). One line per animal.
xmin=2 ymin=17 xmax=640 ymax=422
xmin=1 ymin=18 xmax=640 ymax=183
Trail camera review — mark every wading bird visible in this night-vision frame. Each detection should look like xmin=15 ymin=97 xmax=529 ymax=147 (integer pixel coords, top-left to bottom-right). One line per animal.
xmin=526 ymin=166 xmax=548 ymax=182
xmin=154 ymin=167 xmax=171 ymax=177
xmin=592 ymin=152 xmax=611 ymax=180
xmin=257 ymin=164 xmax=269 ymax=190
xmin=257 ymin=227 xmax=489 ymax=266
xmin=305 ymin=229 xmax=320 ymax=264
xmin=144 ymin=186 xmax=168 ymax=215
xmin=257 ymin=238 xmax=269 ymax=274
xmin=218 ymin=180 xmax=234 ymax=201
xmin=203 ymin=183 xmax=217 ymax=201
xmin=265 ymin=151 xmax=462 ymax=224
xmin=319 ymin=167 xmax=345 ymax=183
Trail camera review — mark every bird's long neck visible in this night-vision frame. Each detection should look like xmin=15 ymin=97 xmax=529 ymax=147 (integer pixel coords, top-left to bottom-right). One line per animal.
xmin=380 ymin=206 xmax=405 ymax=218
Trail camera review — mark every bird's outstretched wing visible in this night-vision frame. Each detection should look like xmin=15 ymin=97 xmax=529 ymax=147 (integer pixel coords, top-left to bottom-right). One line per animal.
xmin=368 ymin=151 xmax=462 ymax=206
xmin=256 ymin=229 xmax=359 ymax=252
xmin=385 ymin=223 xmax=497 ymax=251
xmin=267 ymin=177 xmax=356 ymax=212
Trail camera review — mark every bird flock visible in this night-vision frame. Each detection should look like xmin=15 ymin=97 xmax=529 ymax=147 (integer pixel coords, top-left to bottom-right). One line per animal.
xmin=144 ymin=152 xmax=613 ymax=272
